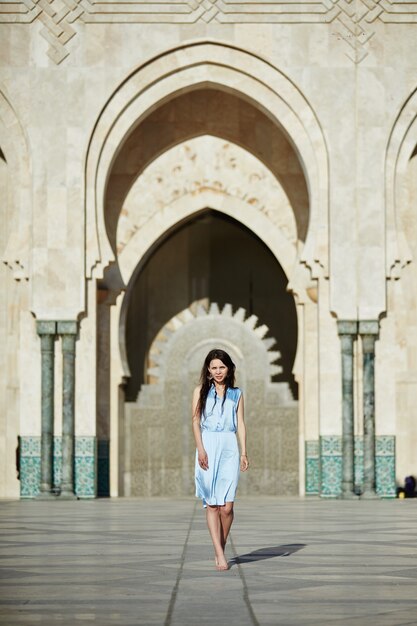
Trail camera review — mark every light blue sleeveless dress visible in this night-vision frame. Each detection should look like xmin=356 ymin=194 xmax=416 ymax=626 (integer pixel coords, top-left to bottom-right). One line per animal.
xmin=195 ymin=386 xmax=242 ymax=507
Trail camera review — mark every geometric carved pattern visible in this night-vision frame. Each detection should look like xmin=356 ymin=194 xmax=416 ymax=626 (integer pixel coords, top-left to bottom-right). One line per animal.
xmin=2 ymin=0 xmax=85 ymax=64
xmin=1 ymin=0 xmax=417 ymax=65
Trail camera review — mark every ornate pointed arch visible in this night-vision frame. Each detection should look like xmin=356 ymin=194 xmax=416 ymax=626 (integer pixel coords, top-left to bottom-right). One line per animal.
xmin=85 ymin=41 xmax=329 ymax=281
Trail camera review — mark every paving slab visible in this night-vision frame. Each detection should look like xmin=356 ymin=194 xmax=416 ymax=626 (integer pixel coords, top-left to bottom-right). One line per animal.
xmin=1 ymin=497 xmax=417 ymax=625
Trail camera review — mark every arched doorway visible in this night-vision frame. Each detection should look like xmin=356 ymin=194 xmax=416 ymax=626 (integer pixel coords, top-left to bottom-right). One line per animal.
xmin=120 ymin=208 xmax=299 ymax=496
xmin=124 ymin=300 xmax=298 ymax=496
xmin=87 ymin=43 xmax=329 ymax=497
xmin=124 ymin=209 xmax=298 ymax=402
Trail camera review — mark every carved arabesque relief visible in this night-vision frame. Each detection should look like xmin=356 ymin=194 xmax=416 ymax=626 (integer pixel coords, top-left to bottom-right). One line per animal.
xmin=117 ymin=136 xmax=297 ymax=256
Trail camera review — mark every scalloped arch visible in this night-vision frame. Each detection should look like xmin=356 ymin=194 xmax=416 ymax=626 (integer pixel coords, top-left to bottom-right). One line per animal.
xmin=146 ymin=301 xmax=283 ymax=384
xmin=85 ymin=41 xmax=329 ymax=281
xmin=124 ymin=299 xmax=298 ymax=496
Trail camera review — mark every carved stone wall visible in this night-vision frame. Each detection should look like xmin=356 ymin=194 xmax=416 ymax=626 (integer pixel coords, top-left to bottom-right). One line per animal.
xmin=117 ymin=135 xmax=298 ymax=256
xmin=1 ymin=0 xmax=417 ymax=499
xmin=124 ymin=302 xmax=298 ymax=496
xmin=2 ymin=0 xmax=417 ymax=64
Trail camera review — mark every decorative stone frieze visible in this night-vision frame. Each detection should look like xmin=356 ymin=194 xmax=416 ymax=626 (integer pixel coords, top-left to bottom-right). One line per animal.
xmin=2 ymin=0 xmax=417 ymax=64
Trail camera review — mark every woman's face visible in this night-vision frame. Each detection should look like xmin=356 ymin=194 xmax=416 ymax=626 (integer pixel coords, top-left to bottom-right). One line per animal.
xmin=208 ymin=359 xmax=228 ymax=384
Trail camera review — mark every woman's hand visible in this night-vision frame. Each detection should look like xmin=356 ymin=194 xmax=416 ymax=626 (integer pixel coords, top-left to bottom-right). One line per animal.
xmin=240 ymin=455 xmax=249 ymax=471
xmin=198 ymin=449 xmax=209 ymax=471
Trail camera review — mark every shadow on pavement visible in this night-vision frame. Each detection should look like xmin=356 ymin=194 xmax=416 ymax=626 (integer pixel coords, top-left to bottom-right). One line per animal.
xmin=230 ymin=543 xmax=305 ymax=566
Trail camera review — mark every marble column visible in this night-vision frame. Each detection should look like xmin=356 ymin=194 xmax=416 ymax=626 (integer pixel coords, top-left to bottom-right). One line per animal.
xmin=337 ymin=321 xmax=358 ymax=499
xmin=359 ymin=320 xmax=379 ymax=499
xmin=36 ymin=321 xmax=57 ymax=498
xmin=58 ymin=321 xmax=78 ymax=499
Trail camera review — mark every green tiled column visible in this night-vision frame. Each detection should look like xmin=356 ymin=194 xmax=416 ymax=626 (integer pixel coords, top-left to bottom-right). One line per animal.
xmin=53 ymin=436 xmax=62 ymax=487
xmin=354 ymin=436 xmax=364 ymax=490
xmin=337 ymin=321 xmax=358 ymax=499
xmin=359 ymin=321 xmax=379 ymax=499
xmin=57 ymin=321 xmax=78 ymax=499
xmin=36 ymin=321 xmax=57 ymax=499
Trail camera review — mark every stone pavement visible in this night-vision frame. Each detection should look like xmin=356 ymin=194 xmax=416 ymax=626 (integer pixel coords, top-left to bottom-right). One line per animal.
xmin=1 ymin=497 xmax=417 ymax=625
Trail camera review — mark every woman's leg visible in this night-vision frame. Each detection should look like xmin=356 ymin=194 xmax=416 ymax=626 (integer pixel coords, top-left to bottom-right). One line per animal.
xmin=206 ymin=505 xmax=228 ymax=570
xmin=219 ymin=502 xmax=234 ymax=551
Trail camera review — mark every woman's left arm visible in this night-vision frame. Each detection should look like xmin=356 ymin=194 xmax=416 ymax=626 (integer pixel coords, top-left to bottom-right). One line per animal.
xmin=237 ymin=393 xmax=249 ymax=471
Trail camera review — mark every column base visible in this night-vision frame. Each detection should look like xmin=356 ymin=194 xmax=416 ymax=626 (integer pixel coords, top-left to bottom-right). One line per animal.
xmin=339 ymin=491 xmax=360 ymax=500
xmin=360 ymin=490 xmax=380 ymax=500
xmin=58 ymin=490 xmax=78 ymax=500
xmin=36 ymin=491 xmax=58 ymax=500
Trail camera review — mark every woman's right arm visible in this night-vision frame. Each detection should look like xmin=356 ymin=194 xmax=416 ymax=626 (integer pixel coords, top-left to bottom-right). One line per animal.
xmin=192 ymin=386 xmax=209 ymax=471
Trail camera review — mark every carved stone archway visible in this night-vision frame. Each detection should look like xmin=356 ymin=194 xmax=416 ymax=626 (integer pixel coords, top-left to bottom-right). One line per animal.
xmin=85 ymin=41 xmax=329 ymax=283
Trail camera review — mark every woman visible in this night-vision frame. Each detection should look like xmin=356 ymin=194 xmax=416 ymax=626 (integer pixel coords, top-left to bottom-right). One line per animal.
xmin=192 ymin=348 xmax=249 ymax=571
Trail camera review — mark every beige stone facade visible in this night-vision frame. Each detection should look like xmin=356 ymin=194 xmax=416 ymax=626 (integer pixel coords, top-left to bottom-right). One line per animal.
xmin=0 ymin=3 xmax=416 ymax=498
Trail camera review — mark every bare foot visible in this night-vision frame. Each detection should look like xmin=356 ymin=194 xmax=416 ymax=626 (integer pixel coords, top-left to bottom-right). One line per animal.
xmin=215 ymin=554 xmax=229 ymax=571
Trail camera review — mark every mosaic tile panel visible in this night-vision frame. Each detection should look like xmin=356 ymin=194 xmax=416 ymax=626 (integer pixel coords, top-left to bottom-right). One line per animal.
xmin=20 ymin=436 xmax=97 ymax=499
xmin=320 ymin=436 xmax=342 ymax=497
xmin=376 ymin=436 xmax=396 ymax=498
xmin=75 ymin=437 xmax=96 ymax=457
xmin=305 ymin=440 xmax=320 ymax=495
xmin=74 ymin=437 xmax=96 ymax=498
xmin=20 ymin=457 xmax=41 ymax=498
xmin=20 ymin=437 xmax=41 ymax=457
xmin=75 ymin=455 xmax=96 ymax=498
xmin=376 ymin=435 xmax=395 ymax=457
xmin=20 ymin=437 xmax=41 ymax=498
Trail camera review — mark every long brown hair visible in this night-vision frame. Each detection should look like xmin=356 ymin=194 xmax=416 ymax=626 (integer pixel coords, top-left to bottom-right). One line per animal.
xmin=197 ymin=349 xmax=236 ymax=419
